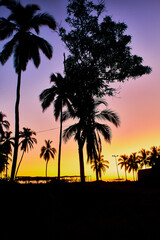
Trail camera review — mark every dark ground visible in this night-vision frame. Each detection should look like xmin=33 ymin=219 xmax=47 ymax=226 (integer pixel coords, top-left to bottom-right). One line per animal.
xmin=1 ymin=181 xmax=160 ymax=240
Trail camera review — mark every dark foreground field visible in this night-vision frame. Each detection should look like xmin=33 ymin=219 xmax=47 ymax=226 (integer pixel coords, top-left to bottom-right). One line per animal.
xmin=1 ymin=181 xmax=160 ymax=240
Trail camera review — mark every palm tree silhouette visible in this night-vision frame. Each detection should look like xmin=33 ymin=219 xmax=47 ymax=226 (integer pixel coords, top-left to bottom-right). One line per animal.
xmin=40 ymin=140 xmax=56 ymax=181
xmin=0 ymin=1 xmax=56 ymax=181
xmin=0 ymin=112 xmax=10 ymax=139
xmin=63 ymin=97 xmax=120 ymax=183
xmin=138 ymin=148 xmax=150 ymax=169
xmin=0 ymin=144 xmax=7 ymax=176
xmin=118 ymin=154 xmax=129 ymax=181
xmin=0 ymin=131 xmax=14 ymax=178
xmin=85 ymin=98 xmax=120 ymax=181
xmin=15 ymin=128 xmax=37 ymax=177
xmin=39 ymin=73 xmax=71 ymax=180
xmin=148 ymin=146 xmax=160 ymax=169
xmin=127 ymin=152 xmax=139 ymax=181
xmin=91 ymin=154 xmax=109 ymax=180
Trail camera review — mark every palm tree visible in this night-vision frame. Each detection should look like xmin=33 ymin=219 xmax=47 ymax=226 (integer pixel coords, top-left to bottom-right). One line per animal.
xmin=63 ymin=97 xmax=120 ymax=183
xmin=40 ymin=140 xmax=56 ymax=180
xmin=15 ymin=128 xmax=37 ymax=177
xmin=0 ymin=144 xmax=7 ymax=176
xmin=138 ymin=148 xmax=150 ymax=169
xmin=118 ymin=154 xmax=129 ymax=181
xmin=91 ymin=154 xmax=109 ymax=180
xmin=39 ymin=73 xmax=71 ymax=180
xmin=0 ymin=131 xmax=14 ymax=178
xmin=127 ymin=152 xmax=139 ymax=181
xmin=0 ymin=112 xmax=10 ymax=139
xmin=148 ymin=146 xmax=160 ymax=169
xmin=0 ymin=0 xmax=56 ymax=181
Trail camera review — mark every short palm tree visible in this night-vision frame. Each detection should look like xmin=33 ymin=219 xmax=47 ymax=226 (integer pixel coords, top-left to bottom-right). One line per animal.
xmin=15 ymin=128 xmax=37 ymax=177
xmin=91 ymin=154 xmax=109 ymax=180
xmin=0 ymin=0 xmax=56 ymax=181
xmin=40 ymin=140 xmax=56 ymax=180
xmin=138 ymin=148 xmax=150 ymax=169
xmin=40 ymin=73 xmax=71 ymax=180
xmin=0 ymin=131 xmax=14 ymax=178
xmin=127 ymin=152 xmax=139 ymax=181
xmin=118 ymin=154 xmax=129 ymax=181
xmin=0 ymin=112 xmax=10 ymax=139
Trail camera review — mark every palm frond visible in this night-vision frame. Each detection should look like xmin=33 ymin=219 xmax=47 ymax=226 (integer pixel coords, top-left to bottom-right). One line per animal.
xmin=63 ymin=123 xmax=78 ymax=143
xmin=0 ymin=33 xmax=18 ymax=65
xmin=30 ymin=13 xmax=56 ymax=34
xmin=0 ymin=17 xmax=17 ymax=40
xmin=95 ymin=122 xmax=111 ymax=143
xmin=39 ymin=87 xmax=56 ymax=111
xmin=62 ymin=110 xmax=73 ymax=122
xmin=35 ymin=35 xmax=53 ymax=59
xmin=54 ymin=97 xmax=62 ymax=120
xmin=96 ymin=109 xmax=120 ymax=127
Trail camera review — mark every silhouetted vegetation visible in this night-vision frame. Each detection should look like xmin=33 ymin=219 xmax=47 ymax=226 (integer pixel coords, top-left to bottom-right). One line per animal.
xmin=0 ymin=0 xmax=56 ymax=181
xmin=15 ymin=127 xmax=37 ymax=177
xmin=63 ymin=97 xmax=120 ymax=182
xmin=59 ymin=0 xmax=151 ymax=98
xmin=40 ymin=140 xmax=56 ymax=181
xmin=0 ymin=113 xmax=13 ymax=178
xmin=40 ymin=73 xmax=72 ymax=180
xmin=118 ymin=146 xmax=160 ymax=181
xmin=0 ymin=0 xmax=152 ymax=182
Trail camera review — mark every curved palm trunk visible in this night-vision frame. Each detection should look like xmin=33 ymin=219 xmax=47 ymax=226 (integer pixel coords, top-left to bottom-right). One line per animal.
xmin=11 ymin=70 xmax=21 ymax=181
xmin=15 ymin=150 xmax=25 ymax=178
xmin=58 ymin=105 xmax=62 ymax=180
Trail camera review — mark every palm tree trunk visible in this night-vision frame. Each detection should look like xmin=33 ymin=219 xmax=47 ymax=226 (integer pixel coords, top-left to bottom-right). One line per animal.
xmin=95 ymin=159 xmax=99 ymax=182
xmin=58 ymin=104 xmax=62 ymax=180
xmin=78 ymin=138 xmax=85 ymax=183
xmin=6 ymin=154 xmax=8 ymax=179
xmin=11 ymin=70 xmax=21 ymax=181
xmin=15 ymin=150 xmax=25 ymax=178
xmin=125 ymin=165 xmax=127 ymax=181
xmin=46 ymin=160 xmax=48 ymax=183
xmin=133 ymin=169 xmax=135 ymax=181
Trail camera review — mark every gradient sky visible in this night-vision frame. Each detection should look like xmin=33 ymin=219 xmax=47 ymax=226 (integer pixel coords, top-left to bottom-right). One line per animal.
xmin=0 ymin=0 xmax=160 ymax=180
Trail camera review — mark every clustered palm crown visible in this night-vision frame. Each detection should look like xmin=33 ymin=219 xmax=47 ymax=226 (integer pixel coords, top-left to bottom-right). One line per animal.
xmin=0 ymin=0 xmax=56 ymax=72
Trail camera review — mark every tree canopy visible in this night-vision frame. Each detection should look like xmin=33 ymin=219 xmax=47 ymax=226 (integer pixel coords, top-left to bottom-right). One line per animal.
xmin=59 ymin=0 xmax=151 ymax=97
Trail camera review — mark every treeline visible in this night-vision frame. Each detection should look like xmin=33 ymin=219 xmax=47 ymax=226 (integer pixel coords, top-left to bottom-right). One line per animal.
xmin=0 ymin=0 xmax=151 ymax=183
xmin=118 ymin=147 xmax=160 ymax=181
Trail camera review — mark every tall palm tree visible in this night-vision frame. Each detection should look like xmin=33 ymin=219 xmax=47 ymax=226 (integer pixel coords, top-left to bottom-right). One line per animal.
xmin=138 ymin=148 xmax=150 ymax=169
xmin=118 ymin=154 xmax=129 ymax=181
xmin=0 ymin=0 xmax=56 ymax=181
xmin=0 ymin=112 xmax=10 ymax=139
xmin=127 ymin=152 xmax=139 ymax=181
xmin=91 ymin=154 xmax=109 ymax=180
xmin=39 ymin=73 xmax=71 ymax=180
xmin=15 ymin=128 xmax=37 ymax=177
xmin=63 ymin=97 xmax=120 ymax=183
xmin=40 ymin=140 xmax=56 ymax=180
xmin=0 ymin=131 xmax=14 ymax=178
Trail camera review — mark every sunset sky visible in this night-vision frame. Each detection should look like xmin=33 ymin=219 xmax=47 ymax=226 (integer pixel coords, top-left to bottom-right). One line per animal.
xmin=0 ymin=0 xmax=160 ymax=181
